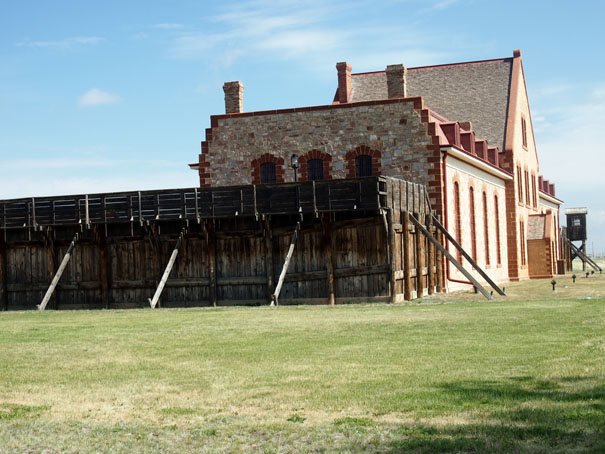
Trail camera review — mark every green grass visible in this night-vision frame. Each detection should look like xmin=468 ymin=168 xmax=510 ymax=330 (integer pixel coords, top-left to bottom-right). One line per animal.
xmin=0 ymin=273 xmax=603 ymax=453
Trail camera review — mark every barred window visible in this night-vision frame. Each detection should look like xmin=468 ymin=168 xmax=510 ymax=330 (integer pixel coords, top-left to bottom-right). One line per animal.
xmin=260 ymin=162 xmax=276 ymax=184
xmin=307 ymin=159 xmax=324 ymax=181
xmin=355 ymin=155 xmax=372 ymax=177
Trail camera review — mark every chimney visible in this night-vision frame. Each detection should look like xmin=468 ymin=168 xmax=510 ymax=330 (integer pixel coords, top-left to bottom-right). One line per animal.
xmin=223 ymin=81 xmax=244 ymax=114
xmin=336 ymin=62 xmax=352 ymax=103
xmin=386 ymin=64 xmax=407 ymax=99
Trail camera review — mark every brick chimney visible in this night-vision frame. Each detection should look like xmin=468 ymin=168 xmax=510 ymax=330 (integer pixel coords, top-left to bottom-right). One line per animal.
xmin=223 ymin=81 xmax=244 ymax=113
xmin=336 ymin=62 xmax=352 ymax=103
xmin=386 ymin=64 xmax=407 ymax=99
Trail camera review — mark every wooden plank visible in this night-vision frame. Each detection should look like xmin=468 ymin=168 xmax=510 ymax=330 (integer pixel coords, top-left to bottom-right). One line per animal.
xmin=0 ymin=233 xmax=7 ymax=310
xmin=263 ymin=217 xmax=274 ymax=303
xmin=271 ymin=222 xmax=300 ymax=305
xmin=431 ymin=215 xmax=505 ymax=296
xmin=149 ymin=229 xmax=184 ymax=309
xmin=39 ymin=234 xmax=78 ymax=310
xmin=207 ymin=220 xmax=217 ymax=307
xmin=409 ymin=214 xmax=493 ymax=301
xmin=98 ymin=227 xmax=111 ymax=309
xmin=388 ymin=210 xmax=397 ymax=303
xmin=44 ymin=232 xmax=58 ymax=310
xmin=402 ymin=211 xmax=412 ymax=301
xmin=435 ymin=226 xmax=443 ymax=293
xmin=426 ymin=214 xmax=434 ymax=295
xmin=322 ymin=215 xmax=336 ymax=305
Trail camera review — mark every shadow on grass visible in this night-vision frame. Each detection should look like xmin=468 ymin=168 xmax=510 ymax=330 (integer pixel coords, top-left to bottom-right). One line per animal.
xmin=384 ymin=376 xmax=605 ymax=453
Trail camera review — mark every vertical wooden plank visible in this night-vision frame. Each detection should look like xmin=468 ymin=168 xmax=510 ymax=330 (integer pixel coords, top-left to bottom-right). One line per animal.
xmin=98 ymin=227 xmax=111 ymax=309
xmin=402 ymin=211 xmax=412 ymax=301
xmin=426 ymin=214 xmax=435 ymax=295
xmin=45 ymin=231 xmax=58 ymax=310
xmin=388 ymin=210 xmax=397 ymax=303
xmin=415 ymin=213 xmax=425 ymax=298
xmin=207 ymin=220 xmax=217 ymax=307
xmin=322 ymin=215 xmax=336 ymax=305
xmin=0 ymin=232 xmax=7 ymax=311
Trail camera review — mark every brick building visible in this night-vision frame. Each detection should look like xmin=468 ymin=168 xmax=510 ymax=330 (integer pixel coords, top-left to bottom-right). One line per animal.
xmin=190 ymin=50 xmax=563 ymax=287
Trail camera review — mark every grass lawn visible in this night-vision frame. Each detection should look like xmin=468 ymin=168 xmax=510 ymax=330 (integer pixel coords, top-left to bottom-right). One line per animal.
xmin=0 ymin=274 xmax=603 ymax=453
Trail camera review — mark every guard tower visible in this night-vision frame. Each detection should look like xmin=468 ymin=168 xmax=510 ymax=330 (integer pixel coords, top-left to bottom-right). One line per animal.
xmin=564 ymin=207 xmax=601 ymax=272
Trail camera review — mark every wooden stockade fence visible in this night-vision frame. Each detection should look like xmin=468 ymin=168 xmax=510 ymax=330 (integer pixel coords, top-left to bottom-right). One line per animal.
xmin=0 ymin=177 xmax=457 ymax=310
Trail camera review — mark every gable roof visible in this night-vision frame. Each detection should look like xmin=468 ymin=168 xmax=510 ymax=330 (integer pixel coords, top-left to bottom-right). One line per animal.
xmin=346 ymin=58 xmax=514 ymax=152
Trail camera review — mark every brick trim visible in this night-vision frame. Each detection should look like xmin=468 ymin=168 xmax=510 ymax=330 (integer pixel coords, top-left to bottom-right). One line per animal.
xmin=298 ymin=149 xmax=333 ymax=181
xmin=345 ymin=145 xmax=381 ymax=178
xmin=251 ymin=153 xmax=285 ymax=184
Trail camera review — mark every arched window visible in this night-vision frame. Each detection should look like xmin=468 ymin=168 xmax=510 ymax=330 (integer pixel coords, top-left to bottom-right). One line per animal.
xmin=494 ymin=195 xmax=502 ymax=265
xmin=453 ymin=181 xmax=462 ymax=262
xmin=260 ymin=162 xmax=276 ymax=184
xmin=469 ymin=186 xmax=477 ymax=261
xmin=483 ymin=191 xmax=490 ymax=266
xmin=355 ymin=155 xmax=372 ymax=177
xmin=307 ymin=159 xmax=324 ymax=181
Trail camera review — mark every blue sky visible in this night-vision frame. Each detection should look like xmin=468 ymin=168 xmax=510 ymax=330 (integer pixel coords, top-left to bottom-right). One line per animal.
xmin=1 ymin=0 xmax=604 ymax=253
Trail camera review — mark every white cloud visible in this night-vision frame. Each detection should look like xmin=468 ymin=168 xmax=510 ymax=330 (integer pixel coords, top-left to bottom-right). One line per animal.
xmin=78 ymin=88 xmax=121 ymax=106
xmin=16 ymin=36 xmax=104 ymax=49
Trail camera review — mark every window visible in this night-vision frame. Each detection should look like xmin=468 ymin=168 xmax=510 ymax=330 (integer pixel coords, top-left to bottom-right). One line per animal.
xmin=469 ymin=187 xmax=477 ymax=261
xmin=524 ymin=170 xmax=530 ymax=205
xmin=483 ymin=192 xmax=490 ymax=266
xmin=307 ymin=159 xmax=324 ymax=181
xmin=517 ymin=166 xmax=523 ymax=203
xmin=355 ymin=155 xmax=372 ymax=177
xmin=532 ymin=175 xmax=537 ymax=207
xmin=260 ymin=162 xmax=276 ymax=184
xmin=453 ymin=182 xmax=462 ymax=262
xmin=494 ymin=195 xmax=502 ymax=265
xmin=521 ymin=116 xmax=528 ymax=148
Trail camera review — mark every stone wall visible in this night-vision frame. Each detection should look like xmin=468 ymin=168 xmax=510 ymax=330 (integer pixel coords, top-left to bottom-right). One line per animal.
xmin=197 ymin=98 xmax=442 ymax=210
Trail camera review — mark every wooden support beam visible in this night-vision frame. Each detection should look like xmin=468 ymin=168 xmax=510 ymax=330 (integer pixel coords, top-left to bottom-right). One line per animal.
xmin=566 ymin=239 xmax=601 ymax=272
xmin=322 ymin=214 xmax=336 ymax=306
xmin=207 ymin=220 xmax=217 ymax=307
xmin=415 ymin=213 xmax=425 ymax=298
xmin=431 ymin=215 xmax=505 ymax=296
xmin=402 ymin=211 xmax=412 ymax=301
xmin=426 ymin=214 xmax=434 ymax=295
xmin=0 ymin=232 xmax=7 ymax=311
xmin=409 ymin=214 xmax=493 ymax=301
xmin=39 ymin=234 xmax=78 ymax=310
xmin=388 ymin=210 xmax=397 ymax=303
xmin=271 ymin=222 xmax=300 ymax=306
xmin=263 ymin=217 xmax=274 ymax=304
xmin=149 ymin=229 xmax=185 ymax=309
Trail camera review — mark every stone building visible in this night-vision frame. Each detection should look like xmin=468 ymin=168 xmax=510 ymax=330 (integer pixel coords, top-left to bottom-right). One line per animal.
xmin=190 ymin=50 xmax=563 ymax=286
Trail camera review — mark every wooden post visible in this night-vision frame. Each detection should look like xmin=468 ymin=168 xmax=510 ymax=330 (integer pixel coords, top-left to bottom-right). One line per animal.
xmin=271 ymin=222 xmax=300 ymax=306
xmin=39 ymin=234 xmax=78 ymax=310
xmin=581 ymin=240 xmax=587 ymax=271
xmin=149 ymin=230 xmax=184 ymax=309
xmin=0 ymin=232 xmax=8 ymax=311
xmin=388 ymin=210 xmax=397 ymax=303
xmin=415 ymin=213 xmax=425 ymax=298
xmin=426 ymin=214 xmax=434 ymax=295
xmin=150 ymin=224 xmax=163 ymax=307
xmin=402 ymin=211 xmax=412 ymax=301
xmin=322 ymin=214 xmax=336 ymax=306
xmin=45 ymin=231 xmax=58 ymax=310
xmin=263 ymin=217 xmax=274 ymax=304
xmin=207 ymin=220 xmax=217 ymax=307
xmin=98 ymin=227 xmax=111 ymax=309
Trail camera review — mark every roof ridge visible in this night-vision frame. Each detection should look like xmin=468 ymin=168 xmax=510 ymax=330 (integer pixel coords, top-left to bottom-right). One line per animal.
xmin=350 ymin=56 xmax=512 ymax=76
